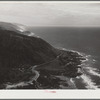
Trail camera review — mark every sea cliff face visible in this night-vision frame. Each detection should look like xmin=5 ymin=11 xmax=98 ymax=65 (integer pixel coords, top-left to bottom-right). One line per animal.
xmin=0 ymin=22 xmax=85 ymax=89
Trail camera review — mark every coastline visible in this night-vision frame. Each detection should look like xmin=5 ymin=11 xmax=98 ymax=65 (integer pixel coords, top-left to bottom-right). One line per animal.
xmin=4 ymin=48 xmax=86 ymax=89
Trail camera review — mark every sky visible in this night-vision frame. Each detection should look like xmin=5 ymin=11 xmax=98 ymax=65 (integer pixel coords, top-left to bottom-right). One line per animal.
xmin=0 ymin=2 xmax=100 ymax=27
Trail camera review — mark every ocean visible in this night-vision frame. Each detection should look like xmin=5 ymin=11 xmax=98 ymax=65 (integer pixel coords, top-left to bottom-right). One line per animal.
xmin=28 ymin=27 xmax=100 ymax=89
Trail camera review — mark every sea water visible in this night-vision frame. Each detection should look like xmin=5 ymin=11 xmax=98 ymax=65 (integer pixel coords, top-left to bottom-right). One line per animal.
xmin=28 ymin=27 xmax=100 ymax=89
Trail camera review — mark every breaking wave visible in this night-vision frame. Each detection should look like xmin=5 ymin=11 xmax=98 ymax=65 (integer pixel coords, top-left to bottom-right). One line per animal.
xmin=84 ymin=67 xmax=100 ymax=77
xmin=75 ymin=54 xmax=100 ymax=89
xmin=4 ymin=47 xmax=100 ymax=89
xmin=5 ymin=66 xmax=40 ymax=89
xmin=80 ymin=74 xmax=98 ymax=89
xmin=57 ymin=47 xmax=100 ymax=89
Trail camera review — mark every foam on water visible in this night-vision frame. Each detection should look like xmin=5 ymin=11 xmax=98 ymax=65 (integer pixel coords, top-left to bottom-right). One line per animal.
xmin=5 ymin=82 xmax=30 ymax=89
xmin=80 ymin=74 xmax=99 ymax=89
xmin=78 ymin=54 xmax=100 ymax=89
xmin=84 ymin=67 xmax=100 ymax=77
xmin=53 ymin=48 xmax=100 ymax=89
xmin=55 ymin=76 xmax=76 ymax=89
xmin=61 ymin=48 xmax=100 ymax=89
xmin=5 ymin=47 xmax=100 ymax=89
xmin=5 ymin=66 xmax=40 ymax=89
xmin=77 ymin=53 xmax=100 ymax=89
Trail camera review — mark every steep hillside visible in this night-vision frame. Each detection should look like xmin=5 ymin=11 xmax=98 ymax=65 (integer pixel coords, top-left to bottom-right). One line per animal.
xmin=0 ymin=22 xmax=60 ymax=84
xmin=0 ymin=22 xmax=85 ymax=89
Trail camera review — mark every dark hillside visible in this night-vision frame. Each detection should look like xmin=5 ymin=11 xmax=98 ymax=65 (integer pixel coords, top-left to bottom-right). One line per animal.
xmin=0 ymin=22 xmax=60 ymax=84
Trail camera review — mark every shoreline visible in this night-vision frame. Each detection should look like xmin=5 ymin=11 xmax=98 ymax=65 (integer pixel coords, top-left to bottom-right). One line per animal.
xmin=4 ymin=48 xmax=86 ymax=89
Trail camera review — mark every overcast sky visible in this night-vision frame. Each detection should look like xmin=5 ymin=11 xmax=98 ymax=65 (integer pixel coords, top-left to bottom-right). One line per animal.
xmin=0 ymin=2 xmax=100 ymax=27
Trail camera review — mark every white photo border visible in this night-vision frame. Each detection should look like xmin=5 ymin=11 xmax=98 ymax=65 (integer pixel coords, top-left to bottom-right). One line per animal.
xmin=0 ymin=1 xmax=100 ymax=99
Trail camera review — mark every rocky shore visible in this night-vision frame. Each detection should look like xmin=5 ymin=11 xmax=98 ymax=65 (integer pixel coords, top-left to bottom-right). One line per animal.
xmin=4 ymin=49 xmax=86 ymax=89
xmin=0 ymin=22 xmax=86 ymax=89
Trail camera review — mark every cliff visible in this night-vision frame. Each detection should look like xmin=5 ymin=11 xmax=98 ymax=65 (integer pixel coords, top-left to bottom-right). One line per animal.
xmin=0 ymin=22 xmax=60 ymax=84
xmin=0 ymin=22 xmax=85 ymax=89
